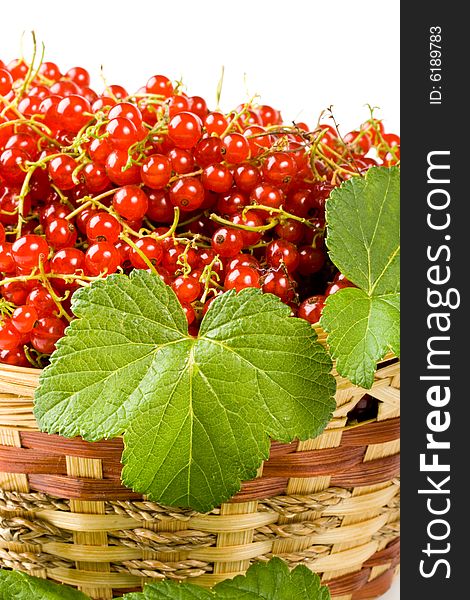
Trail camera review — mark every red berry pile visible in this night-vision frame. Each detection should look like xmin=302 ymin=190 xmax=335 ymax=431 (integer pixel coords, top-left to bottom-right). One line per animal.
xmin=0 ymin=53 xmax=400 ymax=368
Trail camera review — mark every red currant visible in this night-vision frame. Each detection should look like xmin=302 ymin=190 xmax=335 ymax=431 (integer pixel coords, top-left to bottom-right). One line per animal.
xmin=202 ymin=163 xmax=233 ymax=193
xmin=86 ymin=211 xmax=122 ymax=244
xmin=113 ymin=186 xmax=149 ymax=221
xmin=129 ymin=237 xmax=163 ymax=269
xmin=11 ymin=235 xmax=50 ymax=269
xmin=85 ymin=241 xmax=121 ymax=275
xmin=224 ymin=266 xmax=260 ymax=292
xmin=169 ymin=177 xmax=204 ymax=212
xmin=141 ymin=154 xmax=172 ymax=189
xmin=30 ymin=317 xmax=67 ymax=354
xmin=45 ymin=218 xmax=78 ymax=249
xmin=172 ymin=275 xmax=201 ymax=303
xmin=11 ymin=305 xmax=39 ymax=334
xmin=265 ymin=239 xmax=299 ymax=273
xmin=168 ymin=112 xmax=202 ymax=149
xmin=298 ymin=295 xmax=325 ymax=324
xmin=211 ymin=227 xmax=244 ymax=257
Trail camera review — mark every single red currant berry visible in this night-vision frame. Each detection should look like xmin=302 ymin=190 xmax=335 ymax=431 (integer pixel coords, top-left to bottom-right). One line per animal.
xmin=244 ymin=125 xmax=272 ymax=157
xmin=57 ymin=95 xmax=91 ymax=131
xmin=83 ymin=162 xmax=111 ymax=193
xmin=66 ymin=66 xmax=91 ymax=86
xmin=39 ymin=61 xmax=62 ymax=81
xmin=145 ymin=189 xmax=174 ymax=223
xmin=162 ymin=244 xmax=198 ymax=273
xmin=27 ymin=287 xmax=57 ymax=317
xmin=227 ymin=253 xmax=260 ymax=271
xmin=0 ymin=320 xmax=20 ymax=351
xmin=212 ymin=227 xmax=244 ymax=257
xmin=88 ymin=137 xmax=112 ymax=165
xmin=113 ymin=185 xmax=149 ymax=221
xmin=188 ymin=96 xmax=208 ymax=119
xmin=297 ymin=245 xmax=326 ymax=275
xmin=106 ymin=117 xmax=139 ymax=150
xmin=181 ymin=302 xmax=196 ymax=325
xmin=257 ymin=105 xmax=282 ymax=127
xmin=86 ymin=211 xmax=122 ymax=244
xmin=167 ymin=147 xmax=195 ymax=174
xmin=325 ymin=275 xmax=355 ymax=296
xmin=172 ymin=275 xmax=202 ymax=303
xmin=11 ymin=305 xmax=39 ymax=333
xmin=216 ymin=190 xmax=248 ymax=215
xmin=298 ymin=295 xmax=325 ymax=324
xmin=250 ymin=184 xmax=285 ymax=209
xmin=0 ymin=148 xmax=29 ymax=185
xmin=202 ymin=163 xmax=233 ymax=193
xmin=105 ymin=149 xmax=141 ymax=186
xmin=85 ymin=241 xmax=121 ymax=275
xmin=221 ymin=133 xmax=250 ymax=164
xmin=265 ymin=240 xmax=299 ymax=273
xmin=17 ymin=95 xmax=42 ymax=117
xmin=0 ymin=347 xmax=29 ymax=367
xmin=168 ymin=94 xmax=190 ymax=117
xmin=140 ymin=154 xmax=172 ymax=189
xmin=30 ymin=317 xmax=67 ymax=354
xmin=50 ymin=247 xmax=85 ymax=275
xmin=45 ymin=218 xmax=78 ymax=249
xmin=224 ymin=266 xmax=260 ymax=292
xmin=204 ymin=112 xmax=228 ymax=136
xmin=146 ymin=74 xmax=173 ymax=98
xmin=344 ymin=130 xmax=371 ymax=153
xmin=11 ymin=235 xmax=50 ymax=269
xmin=129 ymin=237 xmax=163 ymax=269
xmin=92 ymin=96 xmax=115 ymax=113
xmin=194 ymin=137 xmax=223 ymax=167
xmin=274 ymin=219 xmax=306 ymax=244
xmin=108 ymin=102 xmax=143 ymax=126
xmin=48 ymin=155 xmax=78 ymax=190
xmin=169 ymin=177 xmax=205 ymax=212
xmin=262 ymin=270 xmax=296 ymax=302
xmin=233 ymin=163 xmax=261 ymax=192
xmin=168 ymin=111 xmax=202 ymax=149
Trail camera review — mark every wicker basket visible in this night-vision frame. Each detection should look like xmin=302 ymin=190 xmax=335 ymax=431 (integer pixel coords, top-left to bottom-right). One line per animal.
xmin=0 ymin=329 xmax=399 ymax=600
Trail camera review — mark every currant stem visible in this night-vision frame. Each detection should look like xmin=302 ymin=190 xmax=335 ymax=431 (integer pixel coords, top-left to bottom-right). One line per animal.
xmin=209 ymin=212 xmax=277 ymax=232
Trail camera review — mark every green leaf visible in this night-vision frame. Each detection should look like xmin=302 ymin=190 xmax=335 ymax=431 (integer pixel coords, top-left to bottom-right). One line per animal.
xmin=121 ymin=558 xmax=331 ymax=599
xmin=35 ymin=270 xmax=335 ymax=511
xmin=0 ymin=569 xmax=88 ymax=600
xmin=321 ymin=288 xmax=400 ymax=388
xmin=321 ymin=166 xmax=400 ymax=387
xmin=0 ymin=560 xmax=331 ymax=600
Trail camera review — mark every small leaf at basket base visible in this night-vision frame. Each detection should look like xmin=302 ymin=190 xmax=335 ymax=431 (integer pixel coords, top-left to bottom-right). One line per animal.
xmin=0 ymin=569 xmax=89 ymax=599
xmin=121 ymin=558 xmax=331 ymax=599
xmin=34 ymin=270 xmax=336 ymax=512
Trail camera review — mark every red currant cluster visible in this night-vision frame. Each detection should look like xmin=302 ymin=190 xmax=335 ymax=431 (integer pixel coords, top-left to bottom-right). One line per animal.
xmin=0 ymin=52 xmax=400 ymax=368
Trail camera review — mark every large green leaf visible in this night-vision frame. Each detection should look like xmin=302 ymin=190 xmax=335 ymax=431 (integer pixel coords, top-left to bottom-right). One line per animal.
xmin=321 ymin=166 xmax=400 ymax=387
xmin=0 ymin=570 xmax=88 ymax=600
xmin=35 ymin=270 xmax=335 ymax=511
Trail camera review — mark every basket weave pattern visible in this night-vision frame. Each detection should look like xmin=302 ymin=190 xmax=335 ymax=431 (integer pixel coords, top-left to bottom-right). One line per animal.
xmin=0 ymin=348 xmax=399 ymax=599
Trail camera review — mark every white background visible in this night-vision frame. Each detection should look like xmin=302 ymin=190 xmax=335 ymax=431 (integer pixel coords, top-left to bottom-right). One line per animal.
xmin=1 ymin=1 xmax=399 ymax=597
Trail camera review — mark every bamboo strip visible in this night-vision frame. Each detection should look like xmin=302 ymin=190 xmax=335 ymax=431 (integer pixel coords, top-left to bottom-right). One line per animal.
xmin=66 ymin=456 xmax=112 ymax=600
xmin=213 ymin=501 xmax=259 ymax=577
